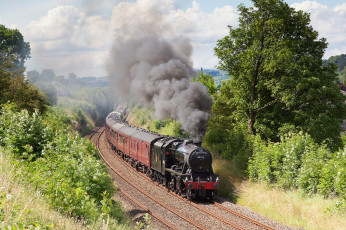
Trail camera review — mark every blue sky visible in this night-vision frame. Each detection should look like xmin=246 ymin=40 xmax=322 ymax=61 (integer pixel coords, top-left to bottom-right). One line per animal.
xmin=1 ymin=0 xmax=345 ymax=77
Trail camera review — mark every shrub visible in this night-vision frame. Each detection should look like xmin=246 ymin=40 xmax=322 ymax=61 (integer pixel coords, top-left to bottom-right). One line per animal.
xmin=276 ymin=133 xmax=315 ymax=189
xmin=249 ymin=131 xmax=345 ymax=198
xmin=204 ymin=125 xmax=253 ymax=173
xmin=319 ymin=150 xmax=346 ymax=198
xmin=23 ymin=131 xmax=119 ymax=222
xmin=0 ymin=106 xmax=126 ymax=225
xmin=0 ymin=105 xmax=53 ymax=160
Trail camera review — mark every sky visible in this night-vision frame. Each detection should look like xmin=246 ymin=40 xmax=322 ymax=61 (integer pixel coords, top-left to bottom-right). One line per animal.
xmin=1 ymin=0 xmax=346 ymax=78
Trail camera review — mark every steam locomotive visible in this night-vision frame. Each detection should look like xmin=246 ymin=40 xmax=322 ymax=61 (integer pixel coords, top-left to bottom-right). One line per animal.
xmin=105 ymin=107 xmax=219 ymax=200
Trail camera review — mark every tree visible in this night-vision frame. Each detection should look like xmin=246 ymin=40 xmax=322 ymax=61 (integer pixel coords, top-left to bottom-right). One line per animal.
xmin=35 ymin=82 xmax=58 ymax=105
xmin=213 ymin=0 xmax=346 ymax=150
xmin=193 ymin=68 xmax=217 ymax=96
xmin=0 ymin=25 xmax=30 ymax=68
xmin=68 ymin=72 xmax=77 ymax=82
xmin=40 ymin=69 xmax=55 ymax=82
xmin=26 ymin=70 xmax=41 ymax=83
xmin=0 ymin=59 xmax=49 ymax=113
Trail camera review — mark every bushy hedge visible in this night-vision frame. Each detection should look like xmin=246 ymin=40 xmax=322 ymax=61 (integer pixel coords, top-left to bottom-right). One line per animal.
xmin=203 ymin=125 xmax=253 ymax=173
xmin=249 ymin=132 xmax=345 ymax=199
xmin=0 ymin=105 xmax=125 ymax=225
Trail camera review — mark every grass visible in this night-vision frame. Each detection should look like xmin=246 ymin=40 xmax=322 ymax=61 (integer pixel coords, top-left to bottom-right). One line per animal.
xmin=0 ymin=150 xmax=130 ymax=230
xmin=213 ymin=157 xmax=346 ymax=230
xmin=237 ymin=182 xmax=345 ymax=230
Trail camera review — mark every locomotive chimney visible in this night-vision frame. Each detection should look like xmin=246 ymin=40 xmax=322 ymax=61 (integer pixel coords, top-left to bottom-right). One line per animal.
xmin=192 ymin=133 xmax=203 ymax=147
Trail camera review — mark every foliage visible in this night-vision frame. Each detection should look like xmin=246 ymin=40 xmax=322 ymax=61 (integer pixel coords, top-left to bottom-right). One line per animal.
xmin=0 ymin=60 xmax=49 ymax=113
xmin=35 ymin=82 xmax=58 ymax=105
xmin=202 ymin=80 xmax=253 ymax=172
xmin=193 ymin=68 xmax=217 ymax=96
xmin=203 ymin=123 xmax=253 ymax=173
xmin=249 ymin=132 xmax=345 ymax=199
xmin=214 ymin=0 xmax=346 ymax=150
xmin=0 ymin=24 xmax=30 ymax=68
xmin=0 ymin=106 xmax=126 ymax=226
xmin=135 ymin=213 xmax=155 ymax=230
xmin=129 ymin=104 xmax=189 ymax=138
xmin=23 ymin=131 xmax=120 ymax=222
xmin=323 ymin=54 xmax=346 ymax=72
xmin=42 ymin=106 xmax=72 ymax=132
xmin=0 ymin=105 xmax=52 ymax=160
xmin=71 ymin=107 xmax=90 ymax=134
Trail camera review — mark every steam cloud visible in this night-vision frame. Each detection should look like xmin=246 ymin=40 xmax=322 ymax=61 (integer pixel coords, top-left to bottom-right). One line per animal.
xmin=106 ymin=1 xmax=212 ymax=136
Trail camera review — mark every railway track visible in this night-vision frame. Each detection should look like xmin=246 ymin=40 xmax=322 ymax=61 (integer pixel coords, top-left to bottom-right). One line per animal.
xmin=89 ymin=127 xmax=279 ymax=230
xmin=91 ymin=127 xmax=207 ymax=229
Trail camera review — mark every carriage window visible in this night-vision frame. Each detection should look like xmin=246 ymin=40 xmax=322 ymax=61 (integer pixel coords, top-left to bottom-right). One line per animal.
xmin=137 ymin=143 xmax=139 ymax=151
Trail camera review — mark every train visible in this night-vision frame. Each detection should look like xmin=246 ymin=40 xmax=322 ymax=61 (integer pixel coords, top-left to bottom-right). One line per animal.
xmin=105 ymin=107 xmax=219 ymax=200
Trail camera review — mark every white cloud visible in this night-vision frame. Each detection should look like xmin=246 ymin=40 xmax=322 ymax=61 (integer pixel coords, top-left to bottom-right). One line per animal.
xmin=164 ymin=1 xmax=238 ymax=68
xmin=23 ymin=0 xmax=346 ymax=77
xmin=24 ymin=5 xmax=111 ymax=77
xmin=291 ymin=1 xmax=346 ymax=58
xmin=24 ymin=0 xmax=239 ymax=76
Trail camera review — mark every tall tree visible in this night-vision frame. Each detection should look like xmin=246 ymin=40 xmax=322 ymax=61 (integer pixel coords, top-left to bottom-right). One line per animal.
xmin=0 ymin=25 xmax=30 ymax=68
xmin=214 ymin=0 xmax=345 ymax=149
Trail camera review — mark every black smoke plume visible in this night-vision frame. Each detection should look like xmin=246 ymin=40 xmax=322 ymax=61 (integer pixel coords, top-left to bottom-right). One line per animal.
xmin=106 ymin=2 xmax=212 ymax=136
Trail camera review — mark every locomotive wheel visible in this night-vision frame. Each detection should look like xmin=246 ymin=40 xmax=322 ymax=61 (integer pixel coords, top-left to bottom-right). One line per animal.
xmin=147 ymin=169 xmax=153 ymax=179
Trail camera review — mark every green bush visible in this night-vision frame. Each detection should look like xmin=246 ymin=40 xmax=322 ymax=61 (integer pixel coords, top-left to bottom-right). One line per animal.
xmin=0 ymin=105 xmax=53 ymax=160
xmin=297 ymin=146 xmax=328 ymax=195
xmin=249 ymin=131 xmax=345 ymax=199
xmin=0 ymin=106 xmax=126 ymax=225
xmin=203 ymin=125 xmax=253 ymax=173
xmin=22 ymin=130 xmax=122 ymax=222
xmin=319 ymin=150 xmax=345 ymax=198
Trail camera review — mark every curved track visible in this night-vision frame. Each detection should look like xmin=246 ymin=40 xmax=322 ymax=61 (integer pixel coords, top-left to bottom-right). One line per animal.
xmin=89 ymin=126 xmax=278 ymax=230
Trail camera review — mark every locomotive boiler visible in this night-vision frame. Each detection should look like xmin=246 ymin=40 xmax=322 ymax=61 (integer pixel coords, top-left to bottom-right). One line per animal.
xmin=105 ymin=108 xmax=219 ymax=200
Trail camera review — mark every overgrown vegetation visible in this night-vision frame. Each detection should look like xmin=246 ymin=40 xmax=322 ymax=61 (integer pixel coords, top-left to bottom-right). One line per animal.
xmin=0 ymin=105 xmax=128 ymax=228
xmin=1 ymin=149 xmax=87 ymax=229
xmin=249 ymin=132 xmax=345 ymax=201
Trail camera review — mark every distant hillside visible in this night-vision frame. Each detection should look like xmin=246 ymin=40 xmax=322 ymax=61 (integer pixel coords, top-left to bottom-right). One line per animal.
xmin=323 ymin=54 xmax=346 ymax=72
xmin=197 ymin=68 xmax=230 ymax=86
xmin=79 ymin=76 xmax=109 ymax=87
